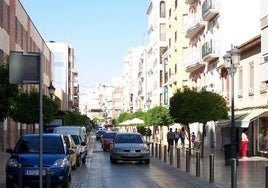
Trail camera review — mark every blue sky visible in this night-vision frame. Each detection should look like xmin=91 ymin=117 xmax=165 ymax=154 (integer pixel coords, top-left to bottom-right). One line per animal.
xmin=20 ymin=0 xmax=150 ymax=91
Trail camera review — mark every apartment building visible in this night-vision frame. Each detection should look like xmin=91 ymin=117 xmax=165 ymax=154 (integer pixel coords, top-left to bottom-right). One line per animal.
xmin=46 ymin=41 xmax=79 ymax=112
xmin=146 ymin=0 xmax=167 ymax=107
xmin=162 ymin=0 xmax=189 ymax=107
xmin=0 ymin=0 xmax=54 ymax=135
xmin=122 ymin=47 xmax=147 ymax=113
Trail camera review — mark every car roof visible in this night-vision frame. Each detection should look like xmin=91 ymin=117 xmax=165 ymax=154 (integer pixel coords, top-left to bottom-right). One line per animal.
xmin=22 ymin=133 xmax=62 ymax=138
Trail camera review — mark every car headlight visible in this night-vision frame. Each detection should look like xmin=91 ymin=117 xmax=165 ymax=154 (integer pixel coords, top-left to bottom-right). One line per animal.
xmin=7 ymin=158 xmax=19 ymax=167
xmin=52 ymin=159 xmax=69 ymax=167
xmin=141 ymin=147 xmax=149 ymax=153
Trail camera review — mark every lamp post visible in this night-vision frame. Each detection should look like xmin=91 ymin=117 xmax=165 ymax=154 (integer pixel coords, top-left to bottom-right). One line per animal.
xmin=48 ymin=82 xmax=55 ymax=99
xmin=223 ymin=46 xmax=241 ymax=161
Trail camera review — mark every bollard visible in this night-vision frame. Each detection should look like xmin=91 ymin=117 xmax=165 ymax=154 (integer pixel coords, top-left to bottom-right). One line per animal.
xmin=18 ymin=164 xmax=22 ymax=188
xmin=186 ymin=149 xmax=190 ymax=173
xmin=176 ymin=148 xmax=181 ymax=168
xmin=266 ymin=165 xmax=268 ymax=188
xmin=170 ymin=146 xmax=173 ymax=165
xmin=159 ymin=144 xmax=162 ymax=160
xmin=46 ymin=168 xmax=51 ymax=188
xmin=155 ymin=143 xmax=158 ymax=158
xmin=209 ymin=154 xmax=214 ymax=183
xmin=231 ymin=158 xmax=237 ymax=188
xmin=196 ymin=151 xmax=200 ymax=177
xmin=151 ymin=142 xmax=154 ymax=157
xmin=164 ymin=145 xmax=167 ymax=162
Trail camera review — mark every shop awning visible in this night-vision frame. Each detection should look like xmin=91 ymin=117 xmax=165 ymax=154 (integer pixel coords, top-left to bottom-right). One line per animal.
xmin=217 ymin=109 xmax=268 ymax=128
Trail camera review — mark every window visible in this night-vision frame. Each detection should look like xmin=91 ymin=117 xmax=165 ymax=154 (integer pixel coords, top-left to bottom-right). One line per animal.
xmin=249 ymin=62 xmax=254 ymax=88
xmin=160 ymin=23 xmax=166 ymax=41
xmin=160 ymin=1 xmax=166 ymax=18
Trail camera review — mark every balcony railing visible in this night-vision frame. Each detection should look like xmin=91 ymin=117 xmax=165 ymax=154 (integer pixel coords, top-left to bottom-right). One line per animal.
xmin=184 ymin=50 xmax=205 ymax=72
xmin=260 ymin=83 xmax=267 ymax=94
xmin=185 ymin=11 xmax=206 ymax=38
xmin=202 ymin=0 xmax=219 ymax=21
xmin=248 ymin=87 xmax=254 ymax=96
xmin=202 ymin=39 xmax=220 ymax=62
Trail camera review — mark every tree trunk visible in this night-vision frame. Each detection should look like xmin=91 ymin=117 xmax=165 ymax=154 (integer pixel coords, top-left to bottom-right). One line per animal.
xmin=201 ymin=123 xmax=206 ymax=158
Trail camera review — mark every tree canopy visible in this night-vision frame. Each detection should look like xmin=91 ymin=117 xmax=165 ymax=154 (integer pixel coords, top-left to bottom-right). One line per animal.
xmin=11 ymin=90 xmax=58 ymax=124
xmin=144 ymin=106 xmax=173 ymax=126
xmin=169 ymin=88 xmax=228 ymax=125
xmin=0 ymin=63 xmax=19 ymax=121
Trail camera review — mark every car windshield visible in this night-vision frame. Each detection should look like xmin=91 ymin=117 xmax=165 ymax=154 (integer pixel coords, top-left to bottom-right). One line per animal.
xmin=71 ymin=135 xmax=80 ymax=145
xmin=15 ymin=137 xmax=64 ymax=154
xmin=115 ymin=134 xmax=144 ymax=144
xmin=105 ymin=132 xmax=117 ymax=139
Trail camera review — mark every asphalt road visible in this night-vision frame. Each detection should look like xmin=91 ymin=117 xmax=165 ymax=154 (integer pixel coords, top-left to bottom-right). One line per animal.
xmin=69 ymin=135 xmax=215 ymax=188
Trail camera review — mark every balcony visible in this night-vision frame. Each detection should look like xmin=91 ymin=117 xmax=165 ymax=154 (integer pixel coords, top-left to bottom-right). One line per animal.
xmin=184 ymin=50 xmax=205 ymax=72
xmin=260 ymin=83 xmax=267 ymax=94
xmin=248 ymin=88 xmax=254 ymax=96
xmin=238 ymin=89 xmax=243 ymax=98
xmin=185 ymin=12 xmax=206 ymax=38
xmin=202 ymin=40 xmax=220 ymax=62
xmin=202 ymin=0 xmax=219 ymax=21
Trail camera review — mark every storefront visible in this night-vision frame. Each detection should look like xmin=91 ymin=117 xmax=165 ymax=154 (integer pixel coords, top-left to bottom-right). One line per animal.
xmin=216 ymin=109 xmax=268 ymax=157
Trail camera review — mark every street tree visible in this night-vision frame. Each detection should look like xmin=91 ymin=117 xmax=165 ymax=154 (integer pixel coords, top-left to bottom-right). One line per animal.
xmin=169 ymin=88 xmax=228 ymax=157
xmin=11 ymin=90 xmax=58 ymax=132
xmin=63 ymin=111 xmax=89 ymax=125
xmin=0 ymin=63 xmax=19 ymax=121
xmin=144 ymin=106 xmax=174 ymax=141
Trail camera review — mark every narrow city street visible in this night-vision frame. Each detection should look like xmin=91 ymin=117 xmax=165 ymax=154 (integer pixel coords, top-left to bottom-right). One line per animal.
xmin=69 ymin=135 xmax=215 ymax=188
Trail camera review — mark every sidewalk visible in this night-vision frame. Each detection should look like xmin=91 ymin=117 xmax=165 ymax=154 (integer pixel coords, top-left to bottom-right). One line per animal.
xmin=150 ymin=143 xmax=268 ymax=188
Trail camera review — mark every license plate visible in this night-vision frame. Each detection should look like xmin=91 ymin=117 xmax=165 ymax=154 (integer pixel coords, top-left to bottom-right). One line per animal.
xmin=25 ymin=170 xmax=46 ymax=176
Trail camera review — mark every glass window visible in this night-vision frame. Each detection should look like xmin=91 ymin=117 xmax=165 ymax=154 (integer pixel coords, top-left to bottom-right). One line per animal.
xmin=160 ymin=1 xmax=166 ymax=18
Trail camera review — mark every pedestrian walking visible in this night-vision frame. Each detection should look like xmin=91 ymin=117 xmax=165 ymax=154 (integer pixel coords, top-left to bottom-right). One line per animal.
xmin=174 ymin=128 xmax=180 ymax=147
xmin=191 ymin=132 xmax=196 ymax=146
xmin=241 ymin=128 xmax=249 ymax=158
xmin=180 ymin=127 xmax=186 ymax=148
xmin=167 ymin=128 xmax=175 ymax=152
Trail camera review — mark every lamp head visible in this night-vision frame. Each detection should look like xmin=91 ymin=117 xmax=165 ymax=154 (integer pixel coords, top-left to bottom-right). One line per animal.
xmin=231 ymin=47 xmax=241 ymax=66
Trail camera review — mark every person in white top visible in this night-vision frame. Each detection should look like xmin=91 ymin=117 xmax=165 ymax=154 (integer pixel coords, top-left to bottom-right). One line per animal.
xmin=241 ymin=128 xmax=249 ymax=158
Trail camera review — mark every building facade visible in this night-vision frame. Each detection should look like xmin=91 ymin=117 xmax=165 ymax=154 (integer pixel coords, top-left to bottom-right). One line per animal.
xmin=0 ymin=0 xmax=55 ymax=146
xmin=46 ymin=41 xmax=79 ymax=112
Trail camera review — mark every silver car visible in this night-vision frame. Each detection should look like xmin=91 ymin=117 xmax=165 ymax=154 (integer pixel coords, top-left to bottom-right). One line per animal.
xmin=110 ymin=132 xmax=150 ymax=164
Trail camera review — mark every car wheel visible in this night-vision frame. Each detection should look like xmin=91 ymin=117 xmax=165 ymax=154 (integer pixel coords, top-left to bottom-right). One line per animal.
xmin=6 ymin=179 xmax=13 ymax=188
xmin=72 ymin=163 xmax=76 ymax=170
xmin=62 ymin=182 xmax=69 ymax=188
xmin=110 ymin=156 xmax=116 ymax=164
xmin=76 ymin=155 xmax=82 ymax=167
xmin=145 ymin=159 xmax=150 ymax=164
xmin=82 ymin=156 xmax=86 ymax=164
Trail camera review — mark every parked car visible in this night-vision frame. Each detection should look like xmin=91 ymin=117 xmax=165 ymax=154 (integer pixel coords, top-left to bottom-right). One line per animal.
xmin=96 ymin=130 xmax=107 ymax=141
xmin=54 ymin=126 xmax=88 ymax=165
xmin=5 ymin=134 xmax=74 ymax=188
xmin=102 ymin=131 xmax=117 ymax=151
xmin=109 ymin=132 xmax=150 ymax=164
xmin=70 ymin=134 xmax=87 ymax=166
xmin=62 ymin=134 xmax=78 ymax=170
xmin=53 ymin=126 xmax=88 ymax=144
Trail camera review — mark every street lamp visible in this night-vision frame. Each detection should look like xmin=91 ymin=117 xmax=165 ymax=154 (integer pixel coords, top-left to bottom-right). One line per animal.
xmin=223 ymin=46 xmax=241 ymax=163
xmin=48 ymin=82 xmax=55 ymax=99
